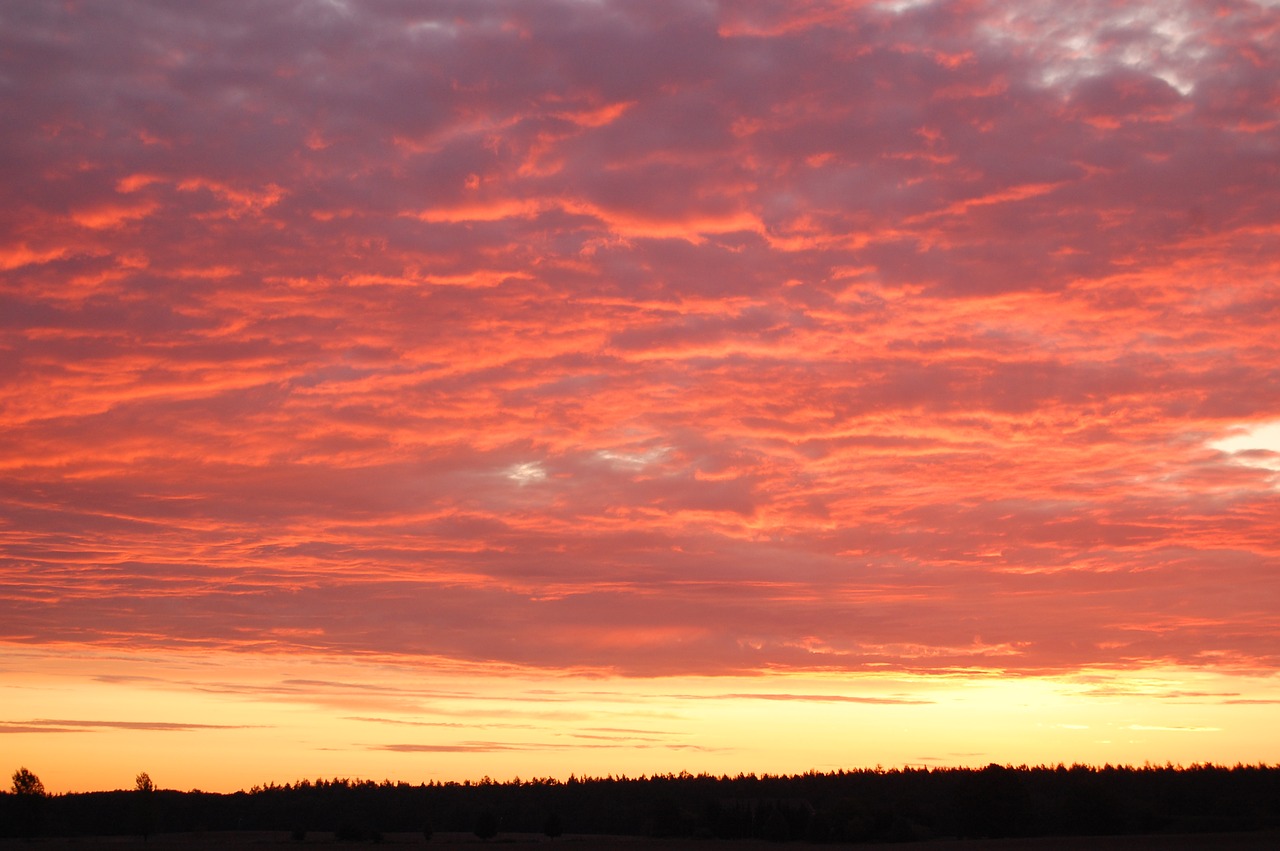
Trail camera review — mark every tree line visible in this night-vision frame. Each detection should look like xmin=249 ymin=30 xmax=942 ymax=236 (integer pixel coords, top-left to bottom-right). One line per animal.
xmin=4 ymin=763 xmax=1279 ymax=842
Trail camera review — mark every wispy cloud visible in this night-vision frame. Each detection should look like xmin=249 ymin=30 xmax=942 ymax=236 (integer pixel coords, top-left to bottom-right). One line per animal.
xmin=0 ymin=719 xmax=258 ymax=733
xmin=375 ymin=740 xmax=714 ymax=754
xmin=693 ymin=693 xmax=934 ymax=705
xmin=376 ymin=742 xmax=541 ymax=754
xmin=1124 ymin=724 xmax=1222 ymax=733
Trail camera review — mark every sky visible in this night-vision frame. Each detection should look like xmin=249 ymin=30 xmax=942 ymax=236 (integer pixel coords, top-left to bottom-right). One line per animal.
xmin=2 ymin=0 xmax=1279 ymax=794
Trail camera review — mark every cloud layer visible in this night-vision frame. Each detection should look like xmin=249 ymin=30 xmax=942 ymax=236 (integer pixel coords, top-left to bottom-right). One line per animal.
xmin=2 ymin=0 xmax=1278 ymax=691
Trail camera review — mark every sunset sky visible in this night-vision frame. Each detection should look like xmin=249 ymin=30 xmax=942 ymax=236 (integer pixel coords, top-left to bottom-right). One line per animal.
xmin=3 ymin=0 xmax=1279 ymax=794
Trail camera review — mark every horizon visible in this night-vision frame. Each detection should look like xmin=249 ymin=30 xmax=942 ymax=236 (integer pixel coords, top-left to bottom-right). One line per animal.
xmin=3 ymin=0 xmax=1279 ymax=797
xmin=15 ymin=759 xmax=1280 ymax=798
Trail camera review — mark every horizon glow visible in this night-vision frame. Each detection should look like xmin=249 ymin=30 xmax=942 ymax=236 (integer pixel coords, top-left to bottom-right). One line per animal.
xmin=2 ymin=0 xmax=1278 ymax=794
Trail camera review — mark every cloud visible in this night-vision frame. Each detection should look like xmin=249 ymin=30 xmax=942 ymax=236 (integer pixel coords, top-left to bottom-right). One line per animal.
xmin=1 ymin=0 xmax=1278 ymax=693
xmin=375 ymin=739 xmax=714 ymax=754
xmin=0 ymin=719 xmax=257 ymax=733
xmin=695 ymin=693 xmax=934 ymax=705
xmin=1124 ymin=724 xmax=1222 ymax=733
xmin=376 ymin=742 xmax=539 ymax=754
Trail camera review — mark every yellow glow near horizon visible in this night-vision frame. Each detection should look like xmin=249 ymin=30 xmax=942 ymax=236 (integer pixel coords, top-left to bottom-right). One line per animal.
xmin=4 ymin=646 xmax=1277 ymax=794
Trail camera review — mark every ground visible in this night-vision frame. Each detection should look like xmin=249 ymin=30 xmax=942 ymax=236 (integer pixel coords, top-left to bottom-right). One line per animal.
xmin=3 ymin=830 xmax=1280 ymax=850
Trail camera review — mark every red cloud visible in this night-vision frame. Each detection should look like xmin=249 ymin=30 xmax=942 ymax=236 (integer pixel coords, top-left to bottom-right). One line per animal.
xmin=1 ymin=0 xmax=1278 ymax=689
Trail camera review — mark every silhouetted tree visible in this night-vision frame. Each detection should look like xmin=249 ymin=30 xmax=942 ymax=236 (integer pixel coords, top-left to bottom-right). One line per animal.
xmin=647 ymin=796 xmax=684 ymax=837
xmin=804 ymin=809 xmax=833 ymax=843
xmin=134 ymin=771 xmax=156 ymax=840
xmin=543 ymin=810 xmax=563 ymax=839
xmin=10 ymin=767 xmax=46 ymax=838
xmin=759 ymin=802 xmax=790 ymax=841
xmin=10 ymin=767 xmax=43 ymax=796
xmin=960 ymin=763 xmax=1032 ymax=838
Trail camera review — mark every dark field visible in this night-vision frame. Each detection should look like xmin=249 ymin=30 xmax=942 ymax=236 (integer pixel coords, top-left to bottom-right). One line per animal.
xmin=4 ymin=831 xmax=1280 ymax=850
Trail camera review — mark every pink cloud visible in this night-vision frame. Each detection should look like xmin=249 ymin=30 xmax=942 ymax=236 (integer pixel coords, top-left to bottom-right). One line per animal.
xmin=1 ymin=0 xmax=1278 ymax=695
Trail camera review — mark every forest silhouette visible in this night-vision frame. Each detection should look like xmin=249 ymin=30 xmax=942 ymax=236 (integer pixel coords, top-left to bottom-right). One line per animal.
xmin=4 ymin=763 xmax=1279 ymax=843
